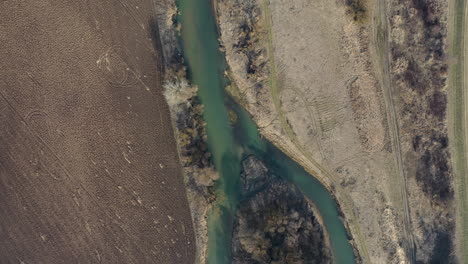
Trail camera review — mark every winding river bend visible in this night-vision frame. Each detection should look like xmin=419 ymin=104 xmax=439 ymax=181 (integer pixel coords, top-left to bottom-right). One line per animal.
xmin=177 ymin=0 xmax=356 ymax=263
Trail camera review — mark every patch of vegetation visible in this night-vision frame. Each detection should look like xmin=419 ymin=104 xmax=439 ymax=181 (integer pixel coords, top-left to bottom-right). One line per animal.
xmin=163 ymin=79 xmax=212 ymax=168
xmin=389 ymin=2 xmax=452 ymax=253
xmin=228 ymin=109 xmax=238 ymax=124
xmin=413 ymin=130 xmax=452 ymax=201
xmin=428 ymin=91 xmax=447 ymax=120
xmin=389 ymin=0 xmax=451 ymax=205
xmin=345 ymin=0 xmax=367 ymax=23
xmin=233 ymin=180 xmax=330 ymax=263
xmin=428 ymin=229 xmax=455 ymax=264
xmin=415 ymin=147 xmax=453 ymax=201
xmin=402 ymin=58 xmax=426 ymax=94
xmin=175 ymin=98 xmax=211 ymax=168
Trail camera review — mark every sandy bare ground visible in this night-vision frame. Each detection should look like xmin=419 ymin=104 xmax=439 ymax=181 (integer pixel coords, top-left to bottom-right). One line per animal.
xmin=0 ymin=0 xmax=195 ymax=263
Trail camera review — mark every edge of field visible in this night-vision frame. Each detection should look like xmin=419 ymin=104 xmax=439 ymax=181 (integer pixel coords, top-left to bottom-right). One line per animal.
xmin=448 ymin=0 xmax=467 ymax=262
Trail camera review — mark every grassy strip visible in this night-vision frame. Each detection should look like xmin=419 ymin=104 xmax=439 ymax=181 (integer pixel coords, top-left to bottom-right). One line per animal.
xmin=449 ymin=0 xmax=467 ymax=262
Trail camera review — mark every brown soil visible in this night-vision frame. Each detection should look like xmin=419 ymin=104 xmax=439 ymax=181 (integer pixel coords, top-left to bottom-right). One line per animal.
xmin=0 ymin=1 xmax=195 ymax=263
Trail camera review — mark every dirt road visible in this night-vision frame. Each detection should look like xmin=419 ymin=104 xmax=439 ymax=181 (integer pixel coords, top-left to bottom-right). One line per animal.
xmin=0 ymin=1 xmax=195 ymax=263
xmin=373 ymin=0 xmax=416 ymax=261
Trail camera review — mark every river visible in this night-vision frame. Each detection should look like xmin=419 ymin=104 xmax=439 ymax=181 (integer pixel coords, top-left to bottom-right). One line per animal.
xmin=176 ymin=0 xmax=357 ymax=263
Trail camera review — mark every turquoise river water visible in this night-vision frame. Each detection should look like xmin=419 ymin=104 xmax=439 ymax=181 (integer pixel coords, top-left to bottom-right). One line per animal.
xmin=177 ymin=0 xmax=357 ymax=263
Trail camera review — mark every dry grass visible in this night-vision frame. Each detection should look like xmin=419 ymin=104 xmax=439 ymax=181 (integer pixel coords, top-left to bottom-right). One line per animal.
xmin=344 ymin=0 xmax=368 ymax=23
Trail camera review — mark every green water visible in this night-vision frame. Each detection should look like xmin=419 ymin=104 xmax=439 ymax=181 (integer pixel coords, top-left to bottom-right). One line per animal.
xmin=177 ymin=0 xmax=357 ymax=263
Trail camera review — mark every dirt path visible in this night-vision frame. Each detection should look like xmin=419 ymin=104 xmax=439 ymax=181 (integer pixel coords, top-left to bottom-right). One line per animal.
xmin=373 ymin=0 xmax=416 ymax=262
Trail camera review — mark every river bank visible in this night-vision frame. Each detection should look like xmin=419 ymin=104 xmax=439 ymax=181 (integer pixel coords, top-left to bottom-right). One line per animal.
xmin=156 ymin=1 xmax=218 ymax=262
xmin=163 ymin=0 xmax=361 ymax=262
xmin=164 ymin=75 xmax=218 ymax=263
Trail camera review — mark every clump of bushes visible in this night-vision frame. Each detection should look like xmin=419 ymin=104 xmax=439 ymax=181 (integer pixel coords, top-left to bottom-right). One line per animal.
xmin=345 ymin=0 xmax=367 ymax=23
